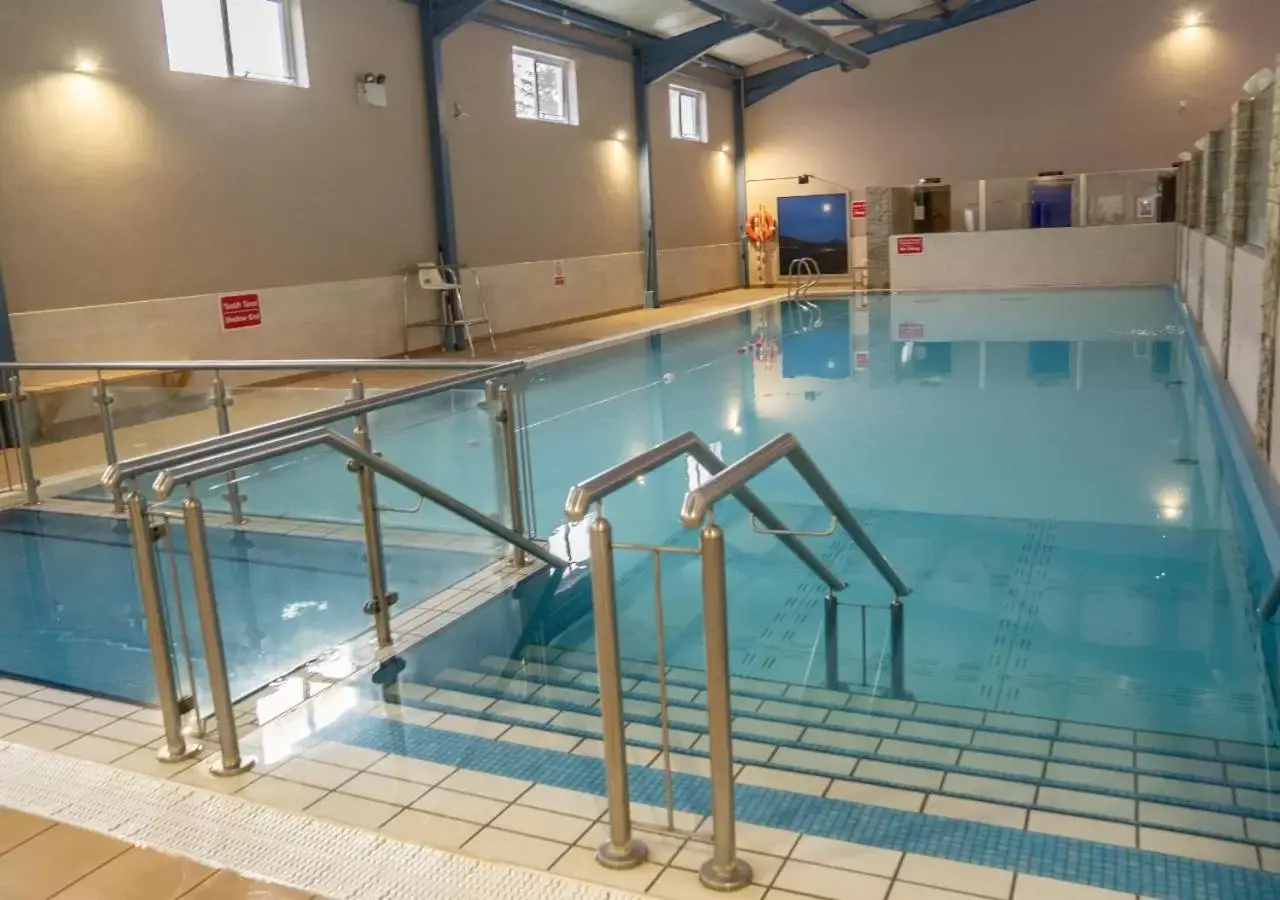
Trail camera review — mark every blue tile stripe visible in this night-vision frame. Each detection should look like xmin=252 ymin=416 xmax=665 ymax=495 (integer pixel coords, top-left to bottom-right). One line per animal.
xmin=318 ymin=713 xmax=1280 ymax=900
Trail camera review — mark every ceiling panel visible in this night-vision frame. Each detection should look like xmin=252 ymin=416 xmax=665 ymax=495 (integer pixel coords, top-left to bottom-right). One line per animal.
xmin=843 ymin=0 xmax=934 ymax=18
xmin=711 ymin=32 xmax=792 ymax=64
xmin=552 ymin=0 xmax=716 ymax=37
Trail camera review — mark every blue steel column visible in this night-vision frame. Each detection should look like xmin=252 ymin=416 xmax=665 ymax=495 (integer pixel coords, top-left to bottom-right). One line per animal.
xmin=419 ymin=2 xmax=465 ymax=350
xmin=0 ymin=263 xmax=15 ymax=365
xmin=634 ymin=51 xmax=658 ymax=308
xmin=732 ymin=79 xmax=748 ymax=288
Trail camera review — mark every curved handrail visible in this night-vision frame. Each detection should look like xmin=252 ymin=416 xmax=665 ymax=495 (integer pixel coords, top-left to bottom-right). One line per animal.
xmin=564 ymin=431 xmax=845 ymax=592
xmin=681 ymin=433 xmax=910 ymax=597
xmin=3 ymin=358 xmax=508 ymax=372
xmin=103 ymin=361 xmax=524 ymax=490
xmin=1259 ymin=575 xmax=1280 ymax=620
xmin=152 ymin=426 xmax=566 ymax=569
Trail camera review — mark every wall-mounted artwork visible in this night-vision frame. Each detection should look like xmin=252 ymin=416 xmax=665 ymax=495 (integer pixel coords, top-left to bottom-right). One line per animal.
xmin=778 ymin=193 xmax=849 ymax=275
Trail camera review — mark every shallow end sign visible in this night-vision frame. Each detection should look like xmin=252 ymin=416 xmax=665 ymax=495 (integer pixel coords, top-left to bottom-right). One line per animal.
xmin=851 ymin=200 xmax=867 ymax=219
xmin=221 ymin=293 xmax=262 ymax=330
xmin=896 ymin=236 xmax=924 ymax=255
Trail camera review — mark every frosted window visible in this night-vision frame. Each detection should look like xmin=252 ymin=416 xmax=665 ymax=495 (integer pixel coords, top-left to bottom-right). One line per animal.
xmin=161 ymin=0 xmax=304 ymax=85
xmin=669 ymin=86 xmax=707 ymax=142
xmin=161 ymin=0 xmax=228 ymax=77
xmin=512 ymin=48 xmax=576 ymax=125
xmin=227 ymin=0 xmax=291 ymax=82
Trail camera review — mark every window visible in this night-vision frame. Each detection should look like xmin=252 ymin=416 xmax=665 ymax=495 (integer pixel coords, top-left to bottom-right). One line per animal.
xmin=512 ymin=48 xmax=577 ymax=125
xmin=1246 ymin=92 xmax=1273 ymax=248
xmin=161 ymin=0 xmax=307 ymax=85
xmin=669 ymin=85 xmax=707 ymax=142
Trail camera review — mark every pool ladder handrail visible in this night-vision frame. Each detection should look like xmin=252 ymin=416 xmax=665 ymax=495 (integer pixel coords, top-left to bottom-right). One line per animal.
xmin=562 ymin=432 xmax=909 ymax=891
xmin=1259 ymin=574 xmax=1280 ymax=621
xmin=786 ymin=257 xmax=821 ymax=308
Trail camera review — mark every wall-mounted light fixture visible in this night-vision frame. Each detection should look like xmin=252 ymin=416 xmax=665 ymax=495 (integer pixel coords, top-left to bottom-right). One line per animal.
xmin=613 ymin=128 xmax=628 ymax=141
xmin=720 ymin=143 xmax=731 ymax=153
xmin=73 ymin=55 xmax=100 ymax=74
xmin=1180 ymin=10 xmax=1203 ymax=28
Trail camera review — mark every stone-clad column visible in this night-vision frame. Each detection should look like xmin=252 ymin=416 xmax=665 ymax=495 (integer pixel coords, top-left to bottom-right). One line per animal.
xmin=865 ymin=186 xmax=892 ymax=290
xmin=1192 ymin=145 xmax=1209 ymax=322
xmin=1220 ymin=101 xmax=1255 ymax=372
xmin=1254 ymin=55 xmax=1280 ymax=453
xmin=1203 ymin=130 xmax=1225 ymax=237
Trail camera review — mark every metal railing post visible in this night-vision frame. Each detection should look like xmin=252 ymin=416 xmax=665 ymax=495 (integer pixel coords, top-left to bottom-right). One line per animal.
xmin=125 ymin=491 xmax=201 ymax=763
xmin=92 ymin=373 xmax=123 ymax=512
xmin=210 ymin=371 xmax=246 ymax=524
xmin=497 ymin=383 xmax=526 ymax=567
xmin=890 ymin=595 xmax=906 ymax=699
xmin=589 ymin=513 xmax=647 ymax=870
xmin=349 ymin=377 xmax=395 ymax=649
xmin=823 ymin=592 xmax=839 ymax=691
xmin=182 ymin=495 xmax=255 ymax=776
xmin=698 ymin=521 xmax=752 ymax=892
xmin=7 ymin=375 xmax=38 ymax=505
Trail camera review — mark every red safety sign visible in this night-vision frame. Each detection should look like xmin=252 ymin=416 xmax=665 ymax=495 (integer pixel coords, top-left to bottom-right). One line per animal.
xmin=899 ymin=323 xmax=925 ymax=340
xmin=220 ymin=293 xmax=262 ymax=330
xmin=896 ymin=236 xmax=924 ymax=255
xmin=851 ymin=201 xmax=867 ymax=219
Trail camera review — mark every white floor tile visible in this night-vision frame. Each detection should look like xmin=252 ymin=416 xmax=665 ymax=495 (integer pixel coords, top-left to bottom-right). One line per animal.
xmin=307 ymin=791 xmax=400 ymax=830
xmin=1226 ymin=764 xmax=1274 ymax=788
xmin=1139 ymin=828 xmax=1259 ymax=868
xmin=0 ymin=678 xmax=39 ymax=696
xmin=111 ymin=746 xmax=199 ymax=779
xmin=338 ymin=771 xmax=428 ymax=806
xmin=523 ymin=784 xmax=610 ymax=820
xmin=431 ymin=713 xmax=509 ymax=739
xmin=758 ymin=700 xmax=828 ymax=723
xmin=302 ymin=740 xmax=386 ymax=770
xmin=1052 ymin=742 xmax=1134 ymax=768
xmin=855 ymin=759 xmax=944 ymax=791
xmin=28 ymin=687 xmax=92 ymax=706
xmin=1 ymin=698 xmax=65 ymax=722
xmin=577 ymin=822 xmax=686 ymax=865
xmin=827 ymin=710 xmax=901 ymax=735
xmin=493 ymin=805 xmax=594 ymax=843
xmin=1137 ymin=774 xmax=1232 ymax=806
xmin=57 ymin=734 xmax=135 ymax=764
xmin=463 ymin=826 xmax=568 ymax=871
xmin=877 ymin=739 xmax=959 ymax=766
xmin=801 ymin=727 xmax=880 ymax=754
xmin=1246 ymin=817 xmax=1280 ymax=844
xmin=671 ymin=844 xmax=784 ymax=885
xmin=439 ymin=768 xmax=532 ymax=802
xmin=1136 ymin=732 xmax=1215 ymax=756
xmin=737 ymin=765 xmax=831 ymax=796
xmin=772 ymin=859 xmax=890 ymax=900
xmin=552 ymin=846 xmax=663 ymax=893
xmin=625 ymin=722 xmax=700 ymax=749
xmin=1014 ymin=874 xmax=1134 ymax=899
xmin=0 ymin=715 xmax=26 ymax=738
xmin=499 ymin=725 xmax=581 ymax=752
xmin=1036 ymin=786 xmax=1135 ymax=821
xmin=897 ymin=721 xmax=973 ymax=745
xmin=1058 ymin=723 xmax=1134 ymax=746
xmin=1027 ymin=811 xmax=1136 ymax=848
xmin=271 ymin=757 xmax=357 ymax=790
xmin=630 ymin=803 xmax=705 ymax=834
xmin=826 ymin=779 xmax=926 ymax=812
xmin=732 ymin=821 xmax=801 ymax=857
xmin=1233 ymin=788 xmax=1277 ymax=813
xmin=380 ymin=809 xmax=480 ymax=849
xmin=733 ymin=718 xmax=806 ymax=742
xmin=1135 ymin=752 xmax=1223 ymax=780
xmin=367 ymin=753 xmax=456 ymax=786
xmin=1045 ymin=762 xmax=1134 ymax=793
xmin=959 ymin=750 xmax=1044 ymax=779
xmin=924 ymin=794 xmax=1026 ymax=830
xmin=488 ymin=700 xmax=558 ymax=724
xmin=889 ymin=884 xmax=993 ymax=900
xmin=572 ymin=738 xmax=658 ymax=766
xmin=791 ymin=834 xmax=901 ymax=877
xmin=1261 ymin=847 xmax=1280 ymax=873
xmin=898 ymin=854 xmax=1014 ymax=899
xmin=413 ymin=787 xmax=507 ymax=824
xmin=237 ymin=775 xmax=328 ymax=811
xmin=914 ymin=703 xmax=984 ymax=725
xmin=983 ymin=712 xmax=1058 ymax=735
xmin=76 ymin=698 xmax=142 ymax=718
xmin=652 ymin=865 xmax=767 ymax=900
xmin=1137 ymin=802 xmax=1246 ymax=839
xmin=771 ymin=747 xmax=857 ymax=777
xmin=943 ymin=772 xmax=1037 ymax=806
xmin=385 ymin=706 xmax=444 ymax=728
xmin=971 ymin=732 xmax=1052 ymax=756
xmin=171 ymin=762 xmax=260 ymax=794
xmin=7 ymin=723 xmax=79 ymax=750
xmin=94 ymin=719 xmax=164 ymax=746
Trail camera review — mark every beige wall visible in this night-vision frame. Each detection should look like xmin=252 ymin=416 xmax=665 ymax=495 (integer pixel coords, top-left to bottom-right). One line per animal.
xmin=746 ymin=0 xmax=1280 ymax=189
xmin=0 ymin=0 xmax=434 ymax=314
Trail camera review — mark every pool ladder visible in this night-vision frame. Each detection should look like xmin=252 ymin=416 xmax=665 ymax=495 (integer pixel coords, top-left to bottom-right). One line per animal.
xmin=563 ymin=432 xmax=910 ymax=891
xmin=786 ymin=256 xmax=821 ymax=307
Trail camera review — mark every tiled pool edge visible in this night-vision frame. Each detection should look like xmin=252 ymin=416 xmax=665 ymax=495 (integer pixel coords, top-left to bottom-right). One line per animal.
xmin=319 ymin=712 xmax=1280 ymax=900
xmin=0 ymin=739 xmax=645 ymax=900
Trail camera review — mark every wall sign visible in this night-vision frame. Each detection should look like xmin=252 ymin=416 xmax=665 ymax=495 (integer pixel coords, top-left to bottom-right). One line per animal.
xmin=850 ymin=200 xmax=867 ymax=219
xmin=220 ymin=293 xmax=262 ymax=330
xmin=553 ymin=260 xmax=565 ymax=286
xmin=896 ymin=236 xmax=925 ymax=255
xmin=898 ymin=323 xmax=925 ymax=340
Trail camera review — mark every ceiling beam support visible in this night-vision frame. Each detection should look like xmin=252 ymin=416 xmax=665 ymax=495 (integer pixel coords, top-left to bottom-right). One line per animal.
xmin=641 ymin=0 xmax=832 ymax=86
xmin=433 ymin=0 xmax=495 ymax=37
xmin=744 ymin=0 xmax=1042 ymax=106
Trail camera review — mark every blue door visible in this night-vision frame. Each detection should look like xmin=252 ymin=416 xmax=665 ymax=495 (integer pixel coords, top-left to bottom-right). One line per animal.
xmin=1029 ymin=181 xmax=1074 ymax=228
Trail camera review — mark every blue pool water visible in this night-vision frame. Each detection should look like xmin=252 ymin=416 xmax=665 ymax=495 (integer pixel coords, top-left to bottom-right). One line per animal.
xmin=0 ymin=509 xmax=488 ymax=703
xmin=24 ymin=287 xmax=1280 ymax=747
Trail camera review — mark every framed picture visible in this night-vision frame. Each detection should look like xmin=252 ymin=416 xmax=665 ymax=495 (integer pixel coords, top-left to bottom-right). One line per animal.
xmin=777 ymin=193 xmax=849 ymax=275
xmin=1136 ymin=196 xmax=1157 ymax=219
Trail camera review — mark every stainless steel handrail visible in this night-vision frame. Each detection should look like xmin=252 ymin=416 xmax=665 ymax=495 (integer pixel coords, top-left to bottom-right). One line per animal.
xmin=565 ymin=431 xmax=844 ymax=591
xmin=103 ymin=361 xmax=524 ymax=489
xmin=152 ymin=426 xmax=565 ymax=569
xmin=681 ymin=432 xmax=910 ymax=597
xmin=2 ymin=358 xmax=509 ymax=372
xmin=1259 ymin=574 xmax=1280 ymax=620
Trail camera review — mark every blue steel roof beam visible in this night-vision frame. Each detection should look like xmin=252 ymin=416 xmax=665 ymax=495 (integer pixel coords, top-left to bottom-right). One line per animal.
xmin=434 ymin=0 xmax=495 ymax=36
xmin=642 ymin=0 xmax=836 ymax=85
xmin=744 ymin=0 xmax=1042 ymax=106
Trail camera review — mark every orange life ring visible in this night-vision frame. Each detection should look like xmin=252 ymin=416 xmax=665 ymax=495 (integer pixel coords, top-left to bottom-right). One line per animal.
xmin=744 ymin=206 xmax=777 ymax=244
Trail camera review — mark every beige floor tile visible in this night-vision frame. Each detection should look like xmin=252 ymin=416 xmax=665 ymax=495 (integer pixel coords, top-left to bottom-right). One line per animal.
xmin=923 ymin=795 xmax=1027 ymax=830
xmin=380 ymin=809 xmax=480 ymax=849
xmin=522 ymin=784 xmax=611 ymax=820
xmin=651 ymin=864 xmax=768 ymax=900
xmin=28 ymin=687 xmax=92 ymax=706
xmin=77 ymin=698 xmax=143 ymax=718
xmin=737 ymin=765 xmax=831 ymax=796
xmin=1013 ymin=873 xmax=1134 ymax=899
xmin=1138 ymin=828 xmax=1259 ymax=869
xmin=1027 ymin=811 xmax=1137 ymax=848
xmin=1 ymin=698 xmax=67 ymax=721
xmin=306 ymin=792 xmax=399 ymax=830
xmin=237 ymin=776 xmax=328 ymax=812
xmin=412 ymin=787 xmax=507 ymax=824
xmin=825 ymin=779 xmax=926 ymax=813
xmin=43 ymin=708 xmax=119 ymax=734
xmin=94 ymin=719 xmax=163 ymax=745
xmin=773 ymin=859 xmax=890 ymax=900
xmin=0 ymin=808 xmax=55 ymax=854
xmin=270 ymin=758 xmax=357 ymax=790
xmin=462 ymin=826 xmax=568 ymax=871
xmin=171 ymin=762 xmax=260 ymax=795
xmin=0 ymin=824 xmax=129 ymax=900
xmin=492 ymin=804 xmax=595 ymax=843
xmin=790 ymin=834 xmax=902 ymax=877
xmin=671 ymin=844 xmax=785 ymax=885
xmin=0 ymin=714 xmax=28 ymax=737
xmin=732 ymin=821 xmax=801 ymax=857
xmin=111 ymin=747 xmax=199 ymax=780
xmin=576 ymin=822 xmax=687 ymax=866
xmin=178 ymin=870 xmax=313 ymax=900
xmin=898 ymin=855 xmax=1014 ymax=899
xmin=7 ymin=722 xmax=81 ymax=750
xmin=301 ymin=740 xmax=386 ymax=770
xmin=551 ymin=846 xmax=664 ymax=894
xmin=58 ymin=735 xmax=136 ymax=764
xmin=438 ymin=768 xmax=532 ymax=802
xmin=889 ymin=883 xmax=991 ymax=899
xmin=337 ymin=771 xmax=428 ymax=806
xmin=50 ymin=846 xmax=215 ymax=899
xmin=368 ymin=753 xmax=456 ymax=787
